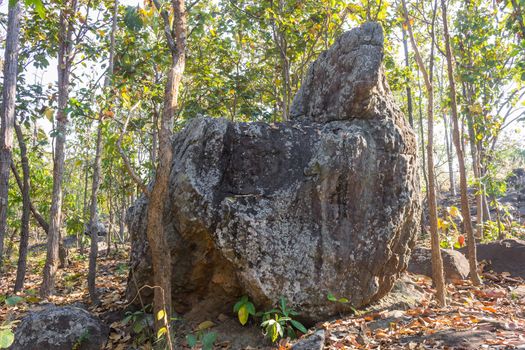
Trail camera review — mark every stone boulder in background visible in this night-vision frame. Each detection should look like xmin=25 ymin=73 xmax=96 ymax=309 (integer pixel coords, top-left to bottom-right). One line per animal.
xmin=10 ymin=306 xmax=108 ymax=350
xmin=127 ymin=22 xmax=420 ymax=322
xmin=408 ymin=247 xmax=470 ymax=282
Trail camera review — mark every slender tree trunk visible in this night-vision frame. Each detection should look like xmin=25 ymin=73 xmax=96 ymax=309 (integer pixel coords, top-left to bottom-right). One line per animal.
xmin=40 ymin=0 xmax=77 ymax=297
xmin=417 ymin=71 xmax=429 ymax=192
xmin=151 ymin=108 xmax=159 ymax=167
xmin=87 ymin=126 xmax=102 ymax=304
xmin=119 ymin=199 xmax=126 ymax=243
xmin=14 ymin=122 xmax=30 ymax=292
xmin=403 ymin=0 xmax=447 ymax=306
xmin=4 ymin=228 xmax=17 ymax=260
xmin=441 ymin=0 xmax=481 ymax=285
xmin=10 ymin=163 xmax=49 ymax=234
xmin=0 ymin=0 xmax=21 ymax=271
xmin=80 ymin=160 xmax=89 ymax=255
xmin=88 ymin=0 xmax=118 ymax=304
xmin=271 ymin=0 xmax=291 ymax=121
xmin=443 ymin=113 xmax=456 ymax=196
xmin=462 ymin=84 xmax=484 ymax=238
xmin=402 ymin=26 xmax=414 ymax=128
xmin=146 ymin=0 xmax=187 ymax=336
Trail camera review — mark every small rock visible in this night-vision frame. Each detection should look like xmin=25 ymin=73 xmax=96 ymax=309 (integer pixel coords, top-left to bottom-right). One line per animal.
xmin=10 ymin=305 xmax=108 ymax=350
xmin=408 ymin=247 xmax=469 ymax=282
xmin=292 ymin=330 xmax=325 ymax=350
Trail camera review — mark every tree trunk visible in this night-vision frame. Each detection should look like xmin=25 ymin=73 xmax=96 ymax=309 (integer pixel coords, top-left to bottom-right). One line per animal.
xmin=402 ymin=26 xmax=414 ymax=128
xmin=80 ymin=160 xmax=89 ymax=255
xmin=40 ymin=0 xmax=77 ymax=297
xmin=87 ymin=126 xmax=102 ymax=305
xmin=88 ymin=0 xmax=118 ymax=304
xmin=0 ymin=0 xmax=21 ymax=271
xmin=403 ymin=0 xmax=447 ymax=306
xmin=443 ymin=113 xmax=456 ymax=196
xmin=441 ymin=0 xmax=481 ymax=285
xmin=147 ymin=0 xmax=187 ymax=336
xmin=14 ymin=122 xmax=30 ymax=292
xmin=271 ymin=0 xmax=291 ymax=121
xmin=10 ymin=163 xmax=49 ymax=234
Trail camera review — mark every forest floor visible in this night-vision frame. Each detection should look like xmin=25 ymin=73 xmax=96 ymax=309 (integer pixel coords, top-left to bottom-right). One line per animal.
xmin=1 ymin=246 xmax=525 ymax=349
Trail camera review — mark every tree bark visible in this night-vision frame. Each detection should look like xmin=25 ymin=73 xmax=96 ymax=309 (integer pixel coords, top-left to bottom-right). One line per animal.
xmin=40 ymin=0 xmax=78 ymax=297
xmin=14 ymin=122 xmax=30 ymax=292
xmin=88 ymin=0 xmax=118 ymax=305
xmin=403 ymin=0 xmax=447 ymax=306
xmin=146 ymin=0 xmax=187 ymax=336
xmin=10 ymin=163 xmax=49 ymax=234
xmin=0 ymin=0 xmax=21 ymax=271
xmin=402 ymin=26 xmax=414 ymax=128
xmin=443 ymin=113 xmax=456 ymax=196
xmin=441 ymin=0 xmax=481 ymax=285
xmin=271 ymin=0 xmax=291 ymax=121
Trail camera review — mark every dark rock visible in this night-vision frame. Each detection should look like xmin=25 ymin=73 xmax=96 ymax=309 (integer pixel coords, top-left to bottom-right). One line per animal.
xmin=292 ymin=330 xmax=325 ymax=350
xmin=127 ymin=22 xmax=420 ymax=322
xmin=408 ymin=247 xmax=470 ymax=282
xmin=290 ymin=22 xmax=388 ymax=123
xmin=461 ymin=239 xmax=525 ymax=278
xmin=10 ymin=305 xmax=108 ymax=350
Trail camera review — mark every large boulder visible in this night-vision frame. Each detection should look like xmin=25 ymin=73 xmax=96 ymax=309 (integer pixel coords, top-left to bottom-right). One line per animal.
xmin=408 ymin=247 xmax=470 ymax=282
xmin=127 ymin=22 xmax=420 ymax=322
xmin=10 ymin=306 xmax=108 ymax=350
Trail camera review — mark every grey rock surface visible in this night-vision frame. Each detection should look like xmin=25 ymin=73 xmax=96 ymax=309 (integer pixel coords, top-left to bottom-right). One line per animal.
xmin=408 ymin=247 xmax=470 ymax=282
xmin=460 ymin=239 xmax=525 ymax=278
xmin=292 ymin=330 xmax=326 ymax=350
xmin=127 ymin=22 xmax=420 ymax=322
xmin=290 ymin=22 xmax=389 ymax=123
xmin=10 ymin=305 xmax=108 ymax=350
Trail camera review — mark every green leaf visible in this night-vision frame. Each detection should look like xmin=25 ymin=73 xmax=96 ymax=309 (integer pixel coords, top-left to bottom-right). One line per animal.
xmin=0 ymin=329 xmax=14 ymax=349
xmin=5 ymin=296 xmax=24 ymax=306
xmin=338 ymin=297 xmax=349 ymax=303
xmin=246 ymin=302 xmax=256 ymax=315
xmin=186 ymin=334 xmax=197 ymax=347
xmin=132 ymin=320 xmax=145 ymax=334
xmin=202 ymin=332 xmax=217 ymax=350
xmin=327 ymin=293 xmax=337 ymax=302
xmin=290 ymin=320 xmax=307 ymax=334
xmin=33 ymin=0 xmax=45 ymax=18
xmin=124 ymin=6 xmax=144 ymax=31
xmin=233 ymin=300 xmax=243 ymax=313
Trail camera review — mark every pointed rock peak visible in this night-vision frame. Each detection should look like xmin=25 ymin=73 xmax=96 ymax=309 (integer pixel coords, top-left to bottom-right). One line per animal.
xmin=290 ymin=22 xmax=390 ymax=123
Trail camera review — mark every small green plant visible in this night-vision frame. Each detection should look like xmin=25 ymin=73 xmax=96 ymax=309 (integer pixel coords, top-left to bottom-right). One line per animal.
xmin=122 ymin=309 xmax=149 ymax=335
xmin=233 ymin=295 xmax=256 ymax=325
xmin=259 ymin=297 xmax=307 ymax=342
xmin=72 ymin=330 xmax=90 ymax=350
xmin=116 ymin=262 xmax=129 ymax=275
xmin=4 ymin=295 xmax=24 ymax=307
xmin=0 ymin=322 xmax=16 ymax=349
xmin=327 ymin=292 xmax=357 ymax=314
xmin=186 ymin=331 xmax=217 ymax=350
xmin=327 ymin=292 xmax=349 ymax=304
